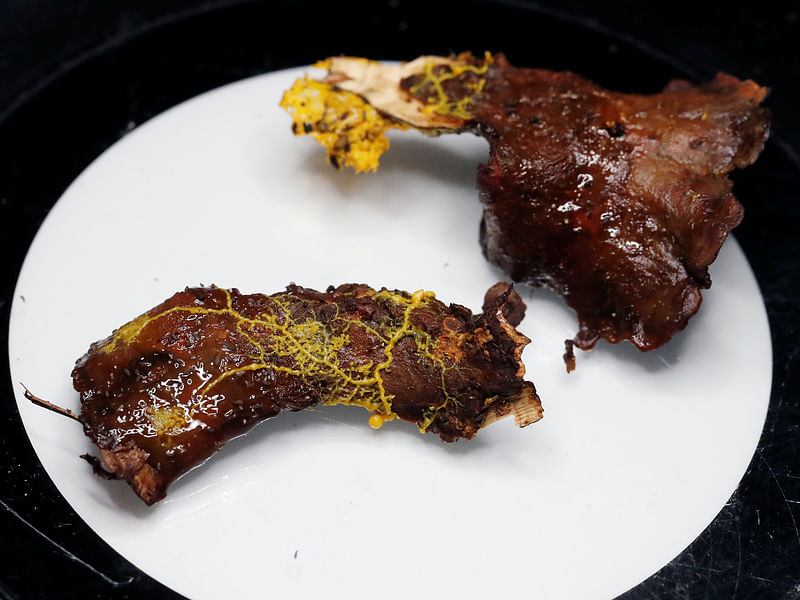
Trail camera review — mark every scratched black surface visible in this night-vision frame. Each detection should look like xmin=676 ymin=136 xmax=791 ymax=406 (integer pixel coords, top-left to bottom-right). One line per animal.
xmin=1 ymin=1 xmax=798 ymax=598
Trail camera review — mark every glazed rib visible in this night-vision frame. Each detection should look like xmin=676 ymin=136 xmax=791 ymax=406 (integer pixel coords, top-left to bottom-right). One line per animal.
xmin=282 ymin=53 xmax=769 ymax=353
xmin=72 ymin=283 xmax=541 ymax=504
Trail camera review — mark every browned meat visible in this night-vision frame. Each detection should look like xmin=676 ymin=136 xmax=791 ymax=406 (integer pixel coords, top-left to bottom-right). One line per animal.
xmin=466 ymin=56 xmax=769 ymax=351
xmin=283 ymin=53 xmax=769 ymax=353
xmin=72 ymin=283 xmax=541 ymax=504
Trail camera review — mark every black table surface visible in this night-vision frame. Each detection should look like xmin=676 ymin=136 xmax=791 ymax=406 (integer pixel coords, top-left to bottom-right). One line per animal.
xmin=1 ymin=1 xmax=798 ymax=598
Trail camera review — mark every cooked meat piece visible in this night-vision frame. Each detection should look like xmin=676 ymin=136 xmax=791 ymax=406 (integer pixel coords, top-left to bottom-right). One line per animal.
xmin=282 ymin=53 xmax=769 ymax=353
xmin=71 ymin=283 xmax=541 ymax=504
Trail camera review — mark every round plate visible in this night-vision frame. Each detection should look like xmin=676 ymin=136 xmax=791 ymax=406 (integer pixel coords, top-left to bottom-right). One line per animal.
xmin=8 ymin=66 xmax=771 ymax=600
xmin=1 ymin=2 xmax=797 ymax=599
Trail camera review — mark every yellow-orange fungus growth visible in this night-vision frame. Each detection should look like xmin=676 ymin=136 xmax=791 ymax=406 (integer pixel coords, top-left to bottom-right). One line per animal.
xmin=408 ymin=51 xmax=493 ymax=119
xmin=99 ymin=287 xmax=456 ymax=434
xmin=368 ymin=413 xmax=385 ymax=429
xmin=73 ymin=283 xmax=542 ymax=504
xmin=280 ymin=76 xmax=406 ymax=173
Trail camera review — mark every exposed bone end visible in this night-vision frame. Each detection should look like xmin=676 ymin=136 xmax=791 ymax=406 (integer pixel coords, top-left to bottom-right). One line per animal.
xmin=280 ymin=54 xmax=489 ymax=172
xmin=323 ymin=55 xmax=473 ymax=129
xmin=476 ymin=282 xmax=542 ymax=430
xmin=482 ymin=383 xmax=543 ymax=429
xmin=99 ymin=447 xmax=166 ymax=505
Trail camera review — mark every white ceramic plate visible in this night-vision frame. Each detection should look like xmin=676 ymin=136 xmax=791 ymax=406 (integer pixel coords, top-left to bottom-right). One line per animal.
xmin=8 ymin=67 xmax=771 ymax=600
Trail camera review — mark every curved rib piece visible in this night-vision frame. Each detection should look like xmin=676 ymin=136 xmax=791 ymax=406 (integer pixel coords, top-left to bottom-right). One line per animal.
xmin=72 ymin=282 xmax=541 ymax=504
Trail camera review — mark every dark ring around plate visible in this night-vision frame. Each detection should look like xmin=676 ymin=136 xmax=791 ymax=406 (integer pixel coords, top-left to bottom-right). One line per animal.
xmin=1 ymin=1 xmax=798 ymax=598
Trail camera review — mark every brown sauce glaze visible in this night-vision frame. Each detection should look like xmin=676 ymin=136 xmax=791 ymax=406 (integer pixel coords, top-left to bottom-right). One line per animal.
xmin=394 ymin=54 xmax=769 ymax=351
xmin=73 ymin=283 xmax=541 ymax=504
xmin=288 ymin=54 xmax=768 ymax=353
xmin=466 ymin=55 xmax=769 ymax=351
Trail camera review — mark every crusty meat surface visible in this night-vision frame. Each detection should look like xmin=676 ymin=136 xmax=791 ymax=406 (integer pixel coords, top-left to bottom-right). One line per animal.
xmin=73 ymin=283 xmax=541 ymax=504
xmin=466 ymin=55 xmax=769 ymax=351
xmin=283 ymin=53 xmax=769 ymax=352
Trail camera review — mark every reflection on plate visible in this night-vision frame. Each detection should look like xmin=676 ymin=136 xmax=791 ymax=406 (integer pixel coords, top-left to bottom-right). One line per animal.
xmin=8 ymin=68 xmax=771 ymax=600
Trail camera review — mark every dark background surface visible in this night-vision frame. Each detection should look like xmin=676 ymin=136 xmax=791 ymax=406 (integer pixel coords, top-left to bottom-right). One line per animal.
xmin=1 ymin=1 xmax=798 ymax=598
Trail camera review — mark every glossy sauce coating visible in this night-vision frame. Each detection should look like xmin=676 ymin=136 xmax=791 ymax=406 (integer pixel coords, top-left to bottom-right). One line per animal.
xmin=73 ymin=283 xmax=540 ymax=504
xmin=398 ymin=54 xmax=769 ymax=350
xmin=470 ymin=56 xmax=768 ymax=350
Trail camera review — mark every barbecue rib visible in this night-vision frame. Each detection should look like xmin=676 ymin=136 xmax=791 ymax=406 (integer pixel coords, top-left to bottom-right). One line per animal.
xmin=281 ymin=53 xmax=769 ymax=355
xmin=71 ymin=283 xmax=541 ymax=504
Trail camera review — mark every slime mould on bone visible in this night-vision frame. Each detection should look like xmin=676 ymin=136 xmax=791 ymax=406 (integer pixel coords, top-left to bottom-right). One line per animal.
xmin=281 ymin=53 xmax=769 ymax=364
xmin=52 ymin=283 xmax=540 ymax=505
